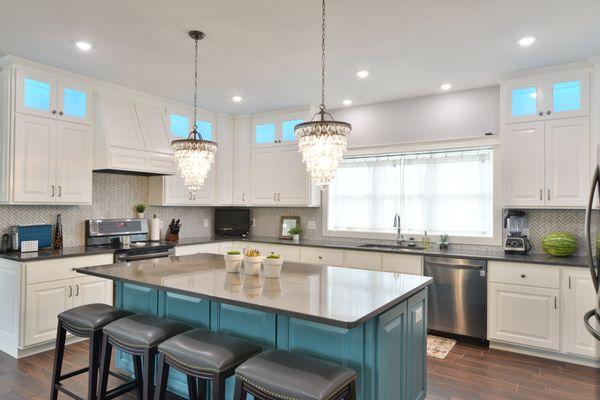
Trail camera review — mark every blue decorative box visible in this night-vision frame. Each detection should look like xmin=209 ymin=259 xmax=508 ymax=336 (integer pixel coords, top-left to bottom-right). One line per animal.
xmin=17 ymin=224 xmax=53 ymax=249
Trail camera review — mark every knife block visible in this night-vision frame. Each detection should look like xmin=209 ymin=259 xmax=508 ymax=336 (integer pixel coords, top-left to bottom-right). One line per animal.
xmin=165 ymin=232 xmax=179 ymax=242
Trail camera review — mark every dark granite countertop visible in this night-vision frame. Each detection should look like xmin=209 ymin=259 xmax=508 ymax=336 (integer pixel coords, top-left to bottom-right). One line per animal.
xmin=0 ymin=246 xmax=115 ymax=262
xmin=166 ymin=235 xmax=591 ymax=268
xmin=76 ymin=253 xmax=433 ymax=328
xmin=0 ymin=235 xmax=590 ymax=268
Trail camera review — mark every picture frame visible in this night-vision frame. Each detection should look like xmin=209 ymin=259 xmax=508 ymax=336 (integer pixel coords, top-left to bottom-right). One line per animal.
xmin=279 ymin=216 xmax=301 ymax=239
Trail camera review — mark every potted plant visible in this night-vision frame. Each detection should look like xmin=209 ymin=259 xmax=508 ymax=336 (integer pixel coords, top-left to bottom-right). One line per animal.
xmin=224 ymin=250 xmax=244 ymax=272
xmin=263 ymin=252 xmax=284 ymax=278
xmin=243 ymin=249 xmax=263 ymax=275
xmin=439 ymin=234 xmax=449 ymax=250
xmin=288 ymin=225 xmax=303 ymax=243
xmin=135 ymin=204 xmax=146 ymax=219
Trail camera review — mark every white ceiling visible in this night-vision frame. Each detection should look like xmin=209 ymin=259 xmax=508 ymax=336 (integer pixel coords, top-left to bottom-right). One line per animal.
xmin=1 ymin=0 xmax=599 ymax=115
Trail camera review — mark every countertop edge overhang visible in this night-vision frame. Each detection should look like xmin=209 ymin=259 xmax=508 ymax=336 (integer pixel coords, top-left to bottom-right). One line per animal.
xmin=75 ymin=263 xmax=433 ymax=329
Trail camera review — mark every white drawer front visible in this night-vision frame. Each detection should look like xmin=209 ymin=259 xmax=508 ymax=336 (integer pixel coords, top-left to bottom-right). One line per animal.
xmin=382 ymin=254 xmax=423 ymax=275
xmin=175 ymin=243 xmax=220 ymax=256
xmin=300 ymin=247 xmax=344 ymax=266
xmin=489 ymin=261 xmax=559 ymax=289
xmin=343 ymin=250 xmax=382 ymax=271
xmin=234 ymin=242 xmax=300 ymax=262
xmin=25 ymin=254 xmax=114 ymax=285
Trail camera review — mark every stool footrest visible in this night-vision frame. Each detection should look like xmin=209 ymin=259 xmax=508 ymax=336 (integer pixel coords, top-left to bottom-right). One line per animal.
xmin=58 ymin=366 xmax=89 ymax=381
xmin=104 ymin=380 xmax=139 ymax=400
xmin=54 ymin=383 xmax=85 ymax=400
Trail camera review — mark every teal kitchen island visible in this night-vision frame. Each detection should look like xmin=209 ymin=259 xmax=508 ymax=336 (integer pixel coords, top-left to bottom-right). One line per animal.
xmin=76 ymin=253 xmax=432 ymax=400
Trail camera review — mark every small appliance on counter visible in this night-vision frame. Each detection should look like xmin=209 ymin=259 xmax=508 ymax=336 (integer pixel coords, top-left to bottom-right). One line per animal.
xmin=503 ymin=210 xmax=532 ymax=255
xmin=215 ymin=208 xmax=250 ymax=237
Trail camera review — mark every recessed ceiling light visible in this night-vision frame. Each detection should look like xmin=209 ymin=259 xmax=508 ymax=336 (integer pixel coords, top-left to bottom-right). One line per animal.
xmin=231 ymin=95 xmax=243 ymax=103
xmin=75 ymin=41 xmax=93 ymax=51
xmin=356 ymin=70 xmax=370 ymax=79
xmin=518 ymin=36 xmax=536 ymax=47
xmin=440 ymin=83 xmax=452 ymax=91
xmin=342 ymin=99 xmax=353 ymax=106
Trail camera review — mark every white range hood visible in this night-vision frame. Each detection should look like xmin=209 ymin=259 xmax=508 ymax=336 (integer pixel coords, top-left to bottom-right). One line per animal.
xmin=93 ymin=91 xmax=176 ymax=175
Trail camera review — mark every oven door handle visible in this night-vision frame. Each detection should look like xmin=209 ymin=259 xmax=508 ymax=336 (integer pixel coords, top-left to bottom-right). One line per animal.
xmin=125 ymin=250 xmax=172 ymax=261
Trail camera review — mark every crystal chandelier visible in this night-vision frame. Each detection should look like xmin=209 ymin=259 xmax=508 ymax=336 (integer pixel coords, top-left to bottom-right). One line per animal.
xmin=171 ymin=30 xmax=217 ymax=193
xmin=294 ymin=0 xmax=351 ymax=190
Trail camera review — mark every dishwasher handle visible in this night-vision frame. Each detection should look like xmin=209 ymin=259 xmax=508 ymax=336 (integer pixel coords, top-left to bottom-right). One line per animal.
xmin=426 ymin=261 xmax=484 ymax=270
xmin=425 ymin=256 xmax=486 ymax=270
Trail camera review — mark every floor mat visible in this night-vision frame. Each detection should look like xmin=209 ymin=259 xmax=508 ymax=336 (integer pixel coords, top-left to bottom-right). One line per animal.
xmin=427 ymin=335 xmax=457 ymax=359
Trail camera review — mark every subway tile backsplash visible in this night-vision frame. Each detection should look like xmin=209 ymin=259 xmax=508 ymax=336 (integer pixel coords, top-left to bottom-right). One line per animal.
xmin=0 ymin=172 xmax=592 ymax=255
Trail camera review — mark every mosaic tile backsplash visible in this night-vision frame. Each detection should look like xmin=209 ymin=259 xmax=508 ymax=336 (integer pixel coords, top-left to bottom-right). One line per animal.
xmin=0 ymin=172 xmax=592 ymax=256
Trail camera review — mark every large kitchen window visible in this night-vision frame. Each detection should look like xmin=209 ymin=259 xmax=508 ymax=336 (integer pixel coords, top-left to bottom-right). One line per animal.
xmin=326 ymin=147 xmax=497 ymax=243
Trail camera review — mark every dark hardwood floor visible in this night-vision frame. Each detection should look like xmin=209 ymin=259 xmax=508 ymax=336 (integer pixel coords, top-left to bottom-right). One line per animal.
xmin=0 ymin=340 xmax=598 ymax=399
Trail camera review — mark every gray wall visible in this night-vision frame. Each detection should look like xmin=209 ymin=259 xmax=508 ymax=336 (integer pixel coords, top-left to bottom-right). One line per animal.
xmin=331 ymin=86 xmax=500 ymax=148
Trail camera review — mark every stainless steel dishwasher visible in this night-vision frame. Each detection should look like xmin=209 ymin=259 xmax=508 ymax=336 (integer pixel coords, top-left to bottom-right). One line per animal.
xmin=424 ymin=256 xmax=487 ymax=340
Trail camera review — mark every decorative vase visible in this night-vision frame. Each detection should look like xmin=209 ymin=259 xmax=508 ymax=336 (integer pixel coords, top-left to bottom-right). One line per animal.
xmin=243 ymin=255 xmax=263 ymax=275
xmin=224 ymin=253 xmax=244 ymax=272
xmin=292 ymin=234 xmax=300 ymax=243
xmin=137 ymin=213 xmax=145 ymax=219
xmin=263 ymin=258 xmax=284 ymax=278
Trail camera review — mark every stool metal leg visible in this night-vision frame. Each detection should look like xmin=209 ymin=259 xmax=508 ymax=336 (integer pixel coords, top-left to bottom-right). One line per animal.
xmin=133 ymin=355 xmax=144 ymax=399
xmin=154 ymin=353 xmax=170 ymax=400
xmin=97 ymin=335 xmax=113 ymax=400
xmin=50 ymin=321 xmax=67 ymax=400
xmin=87 ymin=331 xmax=102 ymax=400
xmin=233 ymin=378 xmax=247 ymax=400
xmin=143 ymin=348 xmax=156 ymax=400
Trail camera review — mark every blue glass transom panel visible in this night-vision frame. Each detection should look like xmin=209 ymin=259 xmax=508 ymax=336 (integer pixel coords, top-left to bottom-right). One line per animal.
xmin=511 ymin=86 xmax=537 ymax=117
xmin=170 ymin=114 xmax=189 ymax=138
xmin=24 ymin=78 xmax=51 ymax=112
xmin=282 ymin=119 xmax=303 ymax=142
xmin=553 ymin=81 xmax=581 ymax=113
xmin=195 ymin=120 xmax=213 ymax=141
xmin=255 ymin=123 xmax=276 ymax=144
xmin=62 ymin=88 xmax=87 ymax=118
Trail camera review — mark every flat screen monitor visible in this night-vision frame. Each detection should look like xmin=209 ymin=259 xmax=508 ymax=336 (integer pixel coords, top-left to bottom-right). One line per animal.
xmin=214 ymin=208 xmax=250 ymax=237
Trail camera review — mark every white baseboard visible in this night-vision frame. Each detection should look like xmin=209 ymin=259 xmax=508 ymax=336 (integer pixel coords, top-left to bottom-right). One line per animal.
xmin=10 ymin=336 xmax=86 ymax=359
xmin=489 ymin=341 xmax=600 ymax=369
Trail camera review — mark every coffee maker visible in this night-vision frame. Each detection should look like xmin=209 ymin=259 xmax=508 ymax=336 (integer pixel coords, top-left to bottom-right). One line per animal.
xmin=503 ymin=210 xmax=532 ymax=254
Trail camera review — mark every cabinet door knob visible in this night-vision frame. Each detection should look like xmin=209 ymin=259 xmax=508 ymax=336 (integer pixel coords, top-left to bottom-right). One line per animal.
xmin=52 ymin=110 xmax=57 ymax=114
xmin=538 ymin=111 xmax=544 ymax=116
xmin=546 ymin=110 xmax=551 ymax=115
xmin=58 ymin=111 xmax=64 ymax=116
xmin=520 ymin=273 xmax=526 ymax=278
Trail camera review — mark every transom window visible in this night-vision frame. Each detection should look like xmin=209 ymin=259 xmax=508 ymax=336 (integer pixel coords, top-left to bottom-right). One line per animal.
xmin=327 ymin=148 xmax=494 ymax=240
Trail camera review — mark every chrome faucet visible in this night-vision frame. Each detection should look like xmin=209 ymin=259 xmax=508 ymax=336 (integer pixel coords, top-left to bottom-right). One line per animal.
xmin=393 ymin=212 xmax=404 ymax=245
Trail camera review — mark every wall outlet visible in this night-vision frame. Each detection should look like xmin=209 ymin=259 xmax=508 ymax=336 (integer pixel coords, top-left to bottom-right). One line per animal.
xmin=522 ymin=228 xmax=529 ymax=236
xmin=250 ymin=219 xmax=256 ymax=227
xmin=307 ymin=220 xmax=316 ymax=230
xmin=203 ymin=219 xmax=209 ymax=228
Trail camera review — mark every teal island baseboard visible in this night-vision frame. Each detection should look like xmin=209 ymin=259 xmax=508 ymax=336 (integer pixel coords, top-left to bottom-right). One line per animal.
xmin=113 ymin=281 xmax=428 ymax=400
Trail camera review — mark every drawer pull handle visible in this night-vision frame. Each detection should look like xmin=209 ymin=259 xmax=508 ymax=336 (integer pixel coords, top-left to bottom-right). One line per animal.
xmin=318 ymin=256 xmax=322 ymax=259
xmin=520 ymin=273 xmax=526 ymax=278
xmin=554 ymin=296 xmax=557 ymax=309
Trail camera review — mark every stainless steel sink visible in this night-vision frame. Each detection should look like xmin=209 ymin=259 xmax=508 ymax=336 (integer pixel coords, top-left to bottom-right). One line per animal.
xmin=358 ymin=243 xmax=426 ymax=251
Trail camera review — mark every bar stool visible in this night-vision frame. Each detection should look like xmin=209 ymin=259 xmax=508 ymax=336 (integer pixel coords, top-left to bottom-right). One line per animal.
xmin=97 ymin=314 xmax=191 ymax=400
xmin=234 ymin=349 xmax=357 ymax=400
xmin=154 ymin=329 xmax=262 ymax=400
xmin=50 ymin=303 xmax=132 ymax=400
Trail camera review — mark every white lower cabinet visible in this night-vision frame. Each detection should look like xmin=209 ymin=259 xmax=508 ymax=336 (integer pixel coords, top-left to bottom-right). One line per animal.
xmin=73 ymin=276 xmax=113 ymax=307
xmin=488 ymin=282 xmax=560 ymax=350
xmin=382 ymin=253 xmax=423 ymax=275
xmin=342 ymin=250 xmax=382 ymax=271
xmin=175 ymin=243 xmax=221 ymax=256
xmin=300 ymin=247 xmax=344 ymax=266
xmin=562 ymin=269 xmax=600 ymax=358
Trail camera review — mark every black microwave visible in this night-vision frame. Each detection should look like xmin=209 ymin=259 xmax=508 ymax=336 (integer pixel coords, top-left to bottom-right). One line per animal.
xmin=214 ymin=208 xmax=250 ymax=237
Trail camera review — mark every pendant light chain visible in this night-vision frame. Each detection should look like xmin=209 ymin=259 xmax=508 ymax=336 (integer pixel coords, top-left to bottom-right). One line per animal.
xmin=320 ymin=0 xmax=327 ymax=113
xmin=192 ymin=36 xmax=200 ymax=139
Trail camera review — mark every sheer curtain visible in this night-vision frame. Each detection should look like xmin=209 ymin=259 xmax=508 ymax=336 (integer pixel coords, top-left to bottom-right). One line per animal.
xmin=327 ymin=148 xmax=494 ymax=238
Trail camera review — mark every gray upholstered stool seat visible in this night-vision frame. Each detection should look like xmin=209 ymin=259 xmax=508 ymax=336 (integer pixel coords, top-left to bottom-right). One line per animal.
xmin=158 ymin=329 xmax=262 ymax=373
xmin=234 ymin=349 xmax=357 ymax=400
xmin=58 ymin=303 xmax=132 ymax=333
xmin=102 ymin=314 xmax=191 ymax=349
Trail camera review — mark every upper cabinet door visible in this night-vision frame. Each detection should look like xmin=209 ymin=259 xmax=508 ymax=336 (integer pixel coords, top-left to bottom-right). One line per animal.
xmin=13 ymin=114 xmax=56 ymax=203
xmin=15 ymin=68 xmax=58 ymax=118
xmin=57 ymin=79 xmax=92 ymax=124
xmin=136 ymin=102 xmax=171 ymax=154
xmin=233 ymin=118 xmax=251 ymax=205
xmin=164 ymin=175 xmax=195 ymax=205
xmin=216 ymin=115 xmax=234 ymax=205
xmin=505 ymin=80 xmax=543 ymax=123
xmin=503 ymin=122 xmax=545 ymax=207
xmin=544 ymin=118 xmax=590 ymax=207
xmin=96 ymin=92 xmax=146 ymax=150
xmin=250 ymin=147 xmax=278 ymax=204
xmin=55 ymin=122 xmax=92 ymax=204
xmin=545 ymin=71 xmax=590 ymax=119
xmin=278 ymin=146 xmax=308 ymax=205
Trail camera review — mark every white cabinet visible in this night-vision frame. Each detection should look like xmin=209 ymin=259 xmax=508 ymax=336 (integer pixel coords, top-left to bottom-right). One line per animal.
xmin=250 ymin=147 xmax=279 ymax=205
xmin=149 ymin=170 xmax=216 ymax=206
xmin=562 ymin=269 xmax=600 ymax=358
xmin=504 ymin=70 xmax=590 ymax=124
xmin=24 ymin=280 xmax=72 ymax=346
xmin=503 ymin=118 xmax=590 ymax=207
xmin=175 ymin=243 xmax=221 ymax=256
xmin=382 ymin=254 xmax=423 ymax=275
xmin=233 ymin=117 xmax=251 ymax=205
xmin=300 ymin=247 xmax=344 ymax=266
xmin=73 ymin=276 xmax=113 ymax=308
xmin=216 ymin=115 xmax=234 ymax=205
xmin=134 ymin=101 xmax=171 ymax=155
xmin=13 ymin=114 xmax=92 ymax=204
xmin=488 ymin=282 xmax=560 ymax=350
xmin=15 ymin=68 xmax=92 ymax=125
xmin=342 ymin=250 xmax=382 ymax=271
